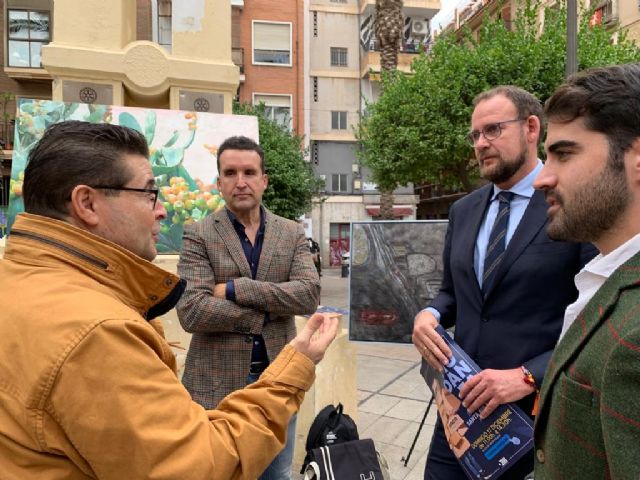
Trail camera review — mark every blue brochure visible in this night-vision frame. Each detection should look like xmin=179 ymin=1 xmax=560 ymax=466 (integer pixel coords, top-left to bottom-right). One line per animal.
xmin=420 ymin=325 xmax=534 ymax=479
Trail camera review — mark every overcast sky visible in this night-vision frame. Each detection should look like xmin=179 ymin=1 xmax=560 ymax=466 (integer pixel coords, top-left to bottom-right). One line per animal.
xmin=432 ymin=0 xmax=471 ymax=31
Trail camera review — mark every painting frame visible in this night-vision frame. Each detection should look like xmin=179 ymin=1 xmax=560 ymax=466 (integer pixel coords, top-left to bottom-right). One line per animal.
xmin=5 ymin=99 xmax=259 ymax=253
xmin=348 ymin=220 xmax=448 ymax=343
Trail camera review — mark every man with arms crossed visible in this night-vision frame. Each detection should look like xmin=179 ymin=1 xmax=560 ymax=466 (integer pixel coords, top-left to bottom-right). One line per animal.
xmin=412 ymin=86 xmax=595 ymax=479
xmin=0 ymin=121 xmax=338 ymax=479
xmin=177 ymin=136 xmax=320 ymax=479
xmin=533 ymin=63 xmax=640 ymax=479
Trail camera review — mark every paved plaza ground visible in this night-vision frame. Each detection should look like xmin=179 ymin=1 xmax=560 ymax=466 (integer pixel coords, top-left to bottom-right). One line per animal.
xmin=299 ymin=268 xmax=437 ymax=480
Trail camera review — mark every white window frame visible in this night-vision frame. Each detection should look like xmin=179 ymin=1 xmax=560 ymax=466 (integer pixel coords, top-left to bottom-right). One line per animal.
xmin=252 ymin=20 xmax=292 ymax=67
xmin=252 ymin=93 xmax=293 ymax=130
xmin=331 ymin=173 xmax=349 ymax=193
xmin=331 ymin=111 xmax=348 ymax=130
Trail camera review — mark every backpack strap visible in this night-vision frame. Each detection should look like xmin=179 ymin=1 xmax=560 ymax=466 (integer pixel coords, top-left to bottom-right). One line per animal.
xmin=326 ymin=403 xmax=344 ymax=430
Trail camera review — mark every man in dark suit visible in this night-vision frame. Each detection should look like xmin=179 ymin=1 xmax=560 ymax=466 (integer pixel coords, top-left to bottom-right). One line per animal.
xmin=532 ymin=63 xmax=640 ymax=479
xmin=177 ymin=136 xmax=320 ymax=480
xmin=412 ymin=86 xmax=596 ymax=480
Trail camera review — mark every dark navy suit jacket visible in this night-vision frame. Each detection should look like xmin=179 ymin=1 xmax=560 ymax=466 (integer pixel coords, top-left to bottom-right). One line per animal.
xmin=430 ymin=184 xmax=596 ymax=413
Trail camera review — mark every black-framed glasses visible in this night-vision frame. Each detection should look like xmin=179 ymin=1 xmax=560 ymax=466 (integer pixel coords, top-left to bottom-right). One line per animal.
xmin=466 ymin=118 xmax=526 ymax=146
xmin=93 ymin=186 xmax=159 ymax=209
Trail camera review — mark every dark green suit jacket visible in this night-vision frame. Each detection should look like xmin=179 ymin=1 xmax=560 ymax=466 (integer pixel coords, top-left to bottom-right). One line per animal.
xmin=534 ymin=249 xmax=640 ymax=479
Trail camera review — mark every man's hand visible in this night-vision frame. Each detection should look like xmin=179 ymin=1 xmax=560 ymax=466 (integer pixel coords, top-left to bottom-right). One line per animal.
xmin=213 ymin=283 xmax=226 ymax=299
xmin=459 ymin=368 xmax=535 ymax=419
xmin=412 ymin=310 xmax=451 ymax=371
xmin=290 ymin=313 xmax=339 ymax=365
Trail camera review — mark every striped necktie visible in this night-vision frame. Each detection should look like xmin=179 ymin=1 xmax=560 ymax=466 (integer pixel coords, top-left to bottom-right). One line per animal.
xmin=482 ymin=191 xmax=514 ymax=296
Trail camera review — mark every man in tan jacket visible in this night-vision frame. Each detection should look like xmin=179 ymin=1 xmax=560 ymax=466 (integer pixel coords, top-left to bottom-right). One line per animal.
xmin=0 ymin=120 xmax=338 ymax=479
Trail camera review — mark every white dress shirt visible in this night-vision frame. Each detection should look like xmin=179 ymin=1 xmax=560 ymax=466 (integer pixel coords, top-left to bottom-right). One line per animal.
xmin=559 ymin=232 xmax=640 ymax=341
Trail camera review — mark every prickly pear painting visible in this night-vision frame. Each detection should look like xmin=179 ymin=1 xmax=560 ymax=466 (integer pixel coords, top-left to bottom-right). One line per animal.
xmin=6 ymin=99 xmax=259 ymax=252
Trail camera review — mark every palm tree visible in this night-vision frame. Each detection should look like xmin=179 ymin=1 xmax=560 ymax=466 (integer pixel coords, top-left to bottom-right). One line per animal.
xmin=374 ymin=0 xmax=403 ymax=219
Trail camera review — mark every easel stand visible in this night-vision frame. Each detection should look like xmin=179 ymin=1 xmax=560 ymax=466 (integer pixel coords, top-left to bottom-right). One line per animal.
xmin=401 ymin=394 xmax=435 ymax=467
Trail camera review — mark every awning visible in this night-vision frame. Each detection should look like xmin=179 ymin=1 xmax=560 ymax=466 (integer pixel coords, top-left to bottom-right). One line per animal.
xmin=365 ymin=206 xmax=413 ymax=218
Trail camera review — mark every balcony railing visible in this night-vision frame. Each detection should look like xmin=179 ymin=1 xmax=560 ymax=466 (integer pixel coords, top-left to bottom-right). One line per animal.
xmin=232 ymin=47 xmax=244 ymax=74
xmin=0 ymin=120 xmax=15 ymax=150
xmin=363 ymin=39 xmax=429 ymax=54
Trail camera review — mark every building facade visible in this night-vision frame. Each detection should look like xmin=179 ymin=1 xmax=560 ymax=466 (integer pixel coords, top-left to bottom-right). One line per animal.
xmin=233 ymin=0 xmax=305 ymax=135
xmin=308 ymin=0 xmax=439 ymax=266
xmin=0 ymin=0 xmax=239 ymax=235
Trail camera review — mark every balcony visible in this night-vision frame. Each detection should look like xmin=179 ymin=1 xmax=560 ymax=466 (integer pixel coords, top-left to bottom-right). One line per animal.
xmin=359 ymin=0 xmax=440 ymax=18
xmin=232 ymin=47 xmax=244 ymax=77
xmin=360 ymin=40 xmax=429 ymax=78
xmin=3 ymin=67 xmax=52 ymax=81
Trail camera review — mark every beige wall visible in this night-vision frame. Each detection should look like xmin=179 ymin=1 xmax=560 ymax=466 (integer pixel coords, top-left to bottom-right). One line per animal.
xmin=309 ymin=9 xmax=360 ymax=141
xmin=618 ymin=0 xmax=640 ymax=42
xmin=44 ymin=0 xmax=238 ymax=111
xmin=310 ymin=77 xmax=359 ymax=137
xmin=310 ymin=11 xmax=360 ymax=71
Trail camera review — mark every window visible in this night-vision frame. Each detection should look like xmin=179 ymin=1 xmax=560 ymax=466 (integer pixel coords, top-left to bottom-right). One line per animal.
xmin=157 ymin=0 xmax=172 ymax=52
xmin=331 ymin=174 xmax=348 ymax=192
xmin=330 ymin=47 xmax=347 ymax=67
xmin=313 ymin=12 xmax=318 ymax=37
xmin=313 ymin=77 xmax=318 ymax=102
xmin=254 ymin=94 xmax=292 ymax=129
xmin=331 ymin=111 xmax=347 ymax=130
xmin=253 ymin=21 xmax=292 ymax=66
xmin=7 ymin=10 xmax=50 ymax=68
xmin=312 ymin=142 xmax=319 ymax=165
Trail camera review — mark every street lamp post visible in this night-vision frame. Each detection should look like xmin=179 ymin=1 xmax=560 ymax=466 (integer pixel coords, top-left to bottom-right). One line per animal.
xmin=566 ymin=0 xmax=578 ymax=77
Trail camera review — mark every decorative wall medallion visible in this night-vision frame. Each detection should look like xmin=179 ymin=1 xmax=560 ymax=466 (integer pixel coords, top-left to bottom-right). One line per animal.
xmin=193 ymin=97 xmax=210 ymax=112
xmin=79 ymin=87 xmax=98 ymax=104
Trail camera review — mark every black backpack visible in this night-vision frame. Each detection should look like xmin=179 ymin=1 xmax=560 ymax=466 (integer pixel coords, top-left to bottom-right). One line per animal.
xmin=300 ymin=403 xmax=359 ymax=474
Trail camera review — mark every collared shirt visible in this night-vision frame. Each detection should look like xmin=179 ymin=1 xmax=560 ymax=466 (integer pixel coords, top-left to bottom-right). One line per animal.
xmin=474 ymin=160 xmax=543 ymax=285
xmin=558 ymin=232 xmax=640 ymax=341
xmin=426 ymin=160 xmax=543 ymax=321
xmin=225 ymin=207 xmax=269 ymax=364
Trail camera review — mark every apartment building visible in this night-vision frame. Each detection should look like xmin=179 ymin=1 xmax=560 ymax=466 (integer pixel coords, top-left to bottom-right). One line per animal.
xmin=0 ymin=0 xmax=239 ymax=229
xmin=308 ymin=0 xmax=438 ymax=266
xmin=233 ymin=0 xmax=305 ymax=135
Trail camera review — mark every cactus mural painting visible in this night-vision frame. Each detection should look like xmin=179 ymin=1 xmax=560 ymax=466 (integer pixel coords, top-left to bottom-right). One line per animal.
xmin=6 ymin=99 xmax=259 ymax=252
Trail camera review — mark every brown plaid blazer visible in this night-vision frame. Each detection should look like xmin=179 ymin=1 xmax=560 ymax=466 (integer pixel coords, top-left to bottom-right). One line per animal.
xmin=534 ymin=250 xmax=640 ymax=479
xmin=176 ymin=207 xmax=320 ymax=408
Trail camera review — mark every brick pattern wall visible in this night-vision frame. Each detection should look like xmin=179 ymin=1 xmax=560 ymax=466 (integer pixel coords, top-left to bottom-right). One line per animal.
xmin=237 ymin=0 xmax=305 ymax=135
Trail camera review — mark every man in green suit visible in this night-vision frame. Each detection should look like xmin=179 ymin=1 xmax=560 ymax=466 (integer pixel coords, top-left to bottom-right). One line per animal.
xmin=533 ymin=63 xmax=640 ymax=479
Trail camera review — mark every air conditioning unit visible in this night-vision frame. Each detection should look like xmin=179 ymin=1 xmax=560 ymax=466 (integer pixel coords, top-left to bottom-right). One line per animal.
xmin=411 ymin=19 xmax=429 ymax=37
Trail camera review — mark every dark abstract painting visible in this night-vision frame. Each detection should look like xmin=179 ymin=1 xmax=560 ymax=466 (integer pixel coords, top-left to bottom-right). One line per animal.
xmin=349 ymin=221 xmax=447 ymax=343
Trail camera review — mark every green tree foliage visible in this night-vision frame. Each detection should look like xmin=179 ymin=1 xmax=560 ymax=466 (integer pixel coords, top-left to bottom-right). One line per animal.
xmin=234 ymin=102 xmax=322 ymax=220
xmin=357 ymin=0 xmax=640 ymax=192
